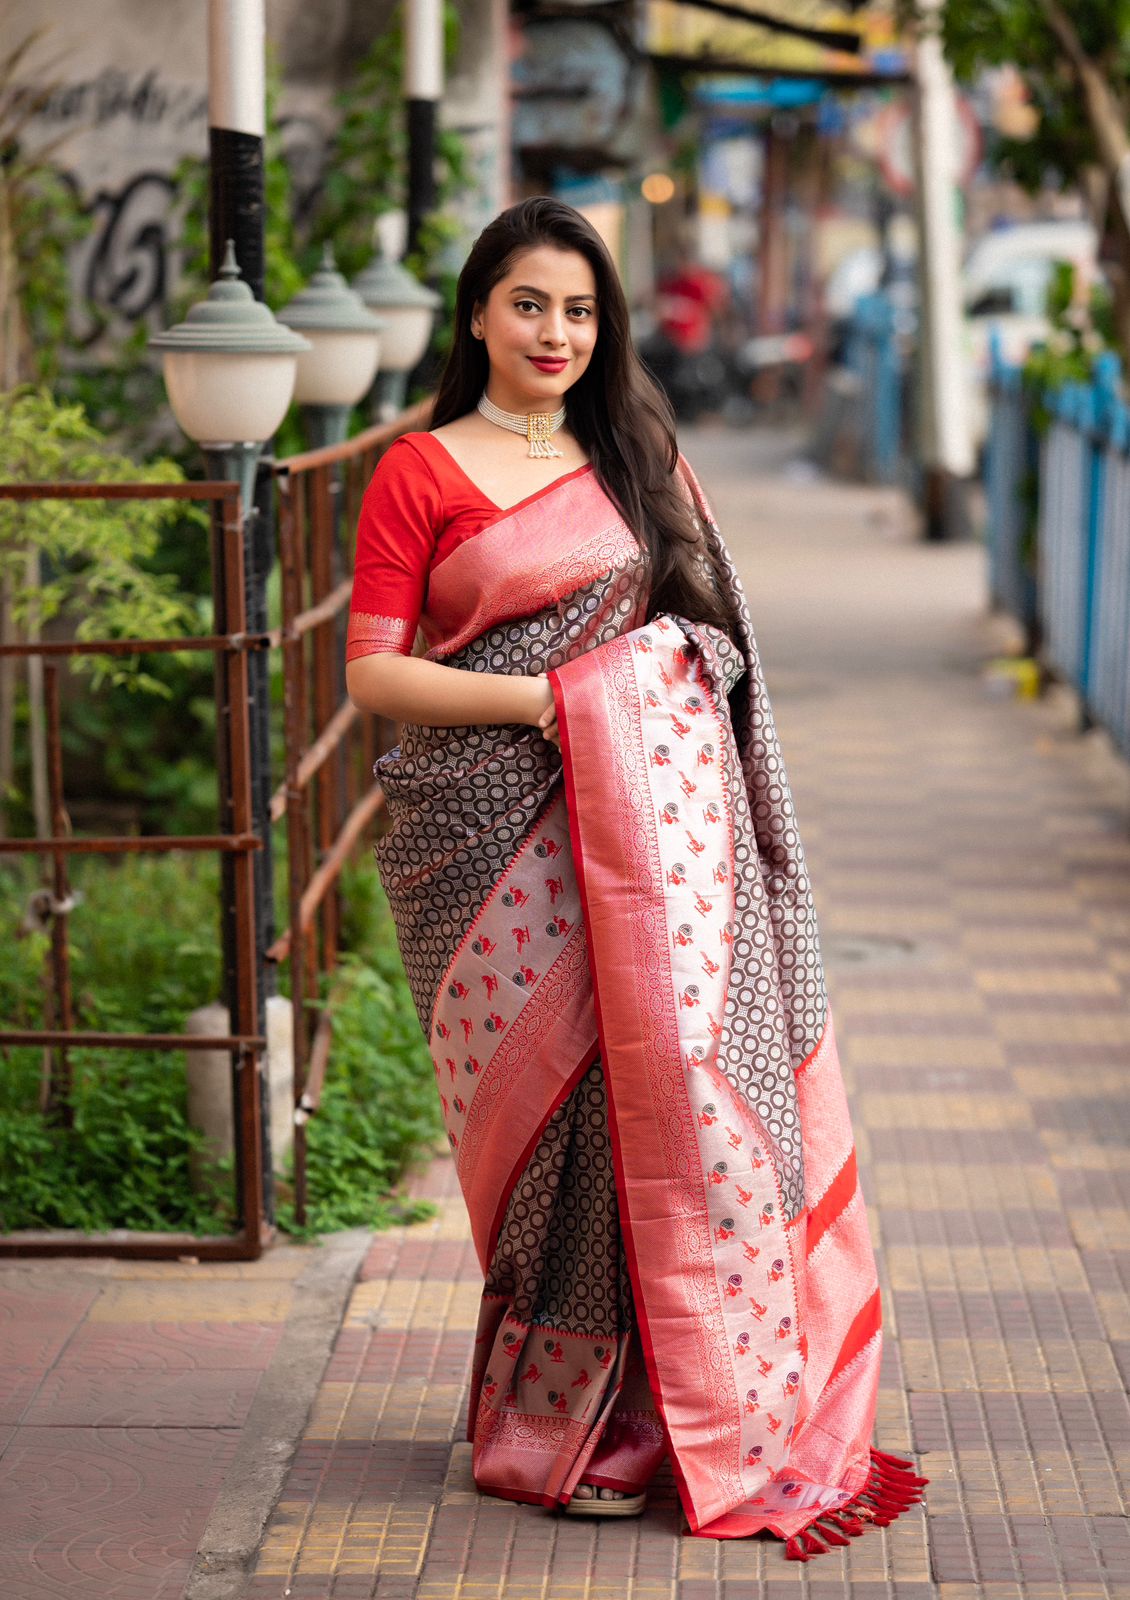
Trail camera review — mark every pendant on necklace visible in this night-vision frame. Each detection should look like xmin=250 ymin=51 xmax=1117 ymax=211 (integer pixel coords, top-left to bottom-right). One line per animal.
xmin=526 ymin=412 xmax=564 ymax=459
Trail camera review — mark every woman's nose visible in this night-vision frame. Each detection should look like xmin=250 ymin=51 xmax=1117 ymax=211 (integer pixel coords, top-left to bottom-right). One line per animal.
xmin=540 ymin=312 xmax=568 ymax=346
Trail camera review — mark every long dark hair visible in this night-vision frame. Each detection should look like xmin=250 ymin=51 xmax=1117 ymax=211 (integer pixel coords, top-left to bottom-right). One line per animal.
xmin=429 ymin=196 xmax=741 ymax=640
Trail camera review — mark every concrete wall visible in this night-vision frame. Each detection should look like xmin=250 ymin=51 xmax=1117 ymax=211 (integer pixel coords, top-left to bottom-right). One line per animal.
xmin=7 ymin=0 xmax=507 ymax=338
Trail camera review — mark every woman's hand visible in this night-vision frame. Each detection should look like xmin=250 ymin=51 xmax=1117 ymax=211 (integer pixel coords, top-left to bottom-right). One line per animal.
xmin=527 ymin=673 xmax=560 ymax=748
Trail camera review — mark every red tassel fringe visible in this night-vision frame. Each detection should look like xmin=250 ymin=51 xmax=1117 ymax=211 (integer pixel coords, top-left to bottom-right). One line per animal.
xmin=781 ymin=1447 xmax=928 ymax=1561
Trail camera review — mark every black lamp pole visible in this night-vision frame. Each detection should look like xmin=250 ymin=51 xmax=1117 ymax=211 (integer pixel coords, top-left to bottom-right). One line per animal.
xmin=405 ymin=0 xmax=442 ymax=257
xmin=207 ymin=0 xmax=275 ymax=1228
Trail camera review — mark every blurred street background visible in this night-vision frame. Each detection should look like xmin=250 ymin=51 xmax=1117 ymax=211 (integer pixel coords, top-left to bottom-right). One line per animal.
xmin=2 ymin=2 xmax=1129 ymax=1597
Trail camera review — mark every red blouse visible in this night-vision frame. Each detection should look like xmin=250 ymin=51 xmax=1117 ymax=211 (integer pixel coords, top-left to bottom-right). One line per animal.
xmin=346 ymin=431 xmax=593 ymax=662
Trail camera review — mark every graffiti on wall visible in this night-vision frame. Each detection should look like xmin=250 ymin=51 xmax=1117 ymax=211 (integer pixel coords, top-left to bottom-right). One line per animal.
xmin=14 ymin=69 xmax=331 ymax=345
xmin=68 ymin=171 xmax=177 ymax=342
xmin=11 ymin=67 xmax=207 ymax=134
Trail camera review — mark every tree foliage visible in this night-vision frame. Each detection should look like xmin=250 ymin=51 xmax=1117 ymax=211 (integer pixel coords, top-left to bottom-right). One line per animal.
xmin=0 ymin=388 xmax=204 ymax=696
xmin=939 ymin=0 xmax=1130 ymax=353
xmin=0 ymin=29 xmax=91 ymax=387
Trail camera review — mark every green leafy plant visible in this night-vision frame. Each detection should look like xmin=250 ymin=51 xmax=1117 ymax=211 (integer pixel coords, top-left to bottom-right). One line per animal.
xmin=306 ymin=0 xmax=470 ymax=383
xmin=273 ymin=859 xmax=442 ymax=1240
xmin=1021 ymin=258 xmax=1117 ymax=425
xmin=0 ymin=387 xmax=205 ymax=696
xmin=0 ymin=851 xmax=233 ymax=1234
xmin=938 ymin=0 xmax=1130 ymax=359
xmin=0 ymin=28 xmax=92 ymax=389
xmin=0 ymin=847 xmax=442 ymax=1239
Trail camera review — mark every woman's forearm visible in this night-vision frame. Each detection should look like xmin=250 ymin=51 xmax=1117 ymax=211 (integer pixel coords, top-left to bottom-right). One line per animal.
xmin=346 ymin=650 xmax=547 ymax=729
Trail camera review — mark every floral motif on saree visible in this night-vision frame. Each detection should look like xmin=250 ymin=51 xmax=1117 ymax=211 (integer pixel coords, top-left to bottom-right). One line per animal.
xmin=369 ymin=452 xmax=927 ymax=1556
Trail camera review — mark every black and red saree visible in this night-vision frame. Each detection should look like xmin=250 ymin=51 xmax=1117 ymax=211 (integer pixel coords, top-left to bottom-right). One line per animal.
xmin=369 ymin=451 xmax=926 ymax=1557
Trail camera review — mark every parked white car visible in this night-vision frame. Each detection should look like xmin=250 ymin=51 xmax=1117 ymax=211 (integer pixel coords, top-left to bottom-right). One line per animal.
xmin=963 ymin=218 xmax=1099 ymax=446
xmin=824 ymin=217 xmax=1100 ymax=448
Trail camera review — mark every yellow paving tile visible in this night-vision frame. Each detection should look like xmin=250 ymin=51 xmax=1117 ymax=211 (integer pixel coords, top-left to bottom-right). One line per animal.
xmin=991 ymin=1012 xmax=1130 ymax=1045
xmin=974 ymin=968 xmax=1124 ymax=996
xmin=106 ymin=1255 xmax=312 ymax=1280
xmin=1044 ymin=1134 xmax=1130 ymax=1171
xmin=872 ymin=1161 xmax=1060 ymax=1210
xmin=820 ymin=906 xmax=958 ymax=936
xmin=1096 ymin=1290 xmax=1130 ymax=1340
xmin=1066 ymin=1207 xmax=1130 ymax=1249
xmin=1014 ymin=1065 xmax=1130 ymax=1097
xmin=834 ymin=987 xmax=987 ymax=1015
xmin=860 ymin=1092 xmax=1034 ymax=1130
xmin=961 ymin=928 xmax=1101 ymax=957
xmin=950 ymin=889 xmax=1089 ymax=917
xmin=887 ymin=1245 xmax=1091 ymax=1292
xmin=846 ymin=1035 xmax=1007 ymax=1068
xmin=371 ymin=1278 xmax=482 ymax=1331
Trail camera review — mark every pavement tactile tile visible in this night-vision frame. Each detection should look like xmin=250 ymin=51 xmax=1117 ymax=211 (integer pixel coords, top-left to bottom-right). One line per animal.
xmin=3 ymin=427 xmax=1129 ymax=1600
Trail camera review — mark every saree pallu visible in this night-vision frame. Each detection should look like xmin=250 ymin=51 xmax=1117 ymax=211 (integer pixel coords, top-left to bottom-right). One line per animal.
xmin=371 ymin=456 xmax=927 ymax=1556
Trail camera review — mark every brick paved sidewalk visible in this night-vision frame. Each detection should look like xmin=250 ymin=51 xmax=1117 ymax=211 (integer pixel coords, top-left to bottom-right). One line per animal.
xmin=246 ymin=426 xmax=1130 ymax=1600
xmin=3 ymin=423 xmax=1128 ymax=1600
xmin=0 ymin=1226 xmax=372 ymax=1599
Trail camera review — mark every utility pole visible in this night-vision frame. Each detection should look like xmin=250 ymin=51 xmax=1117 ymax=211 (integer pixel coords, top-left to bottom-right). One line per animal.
xmin=909 ymin=0 xmax=974 ymax=540
xmin=405 ymin=0 xmax=443 ymax=257
xmin=207 ymin=0 xmax=275 ymax=1227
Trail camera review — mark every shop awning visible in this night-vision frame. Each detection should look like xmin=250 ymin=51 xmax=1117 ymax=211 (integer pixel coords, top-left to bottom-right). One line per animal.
xmin=645 ymin=0 xmax=909 ymax=84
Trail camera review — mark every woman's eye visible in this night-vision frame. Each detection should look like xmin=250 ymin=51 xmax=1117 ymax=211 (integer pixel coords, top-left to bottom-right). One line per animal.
xmin=514 ymin=300 xmax=592 ymax=317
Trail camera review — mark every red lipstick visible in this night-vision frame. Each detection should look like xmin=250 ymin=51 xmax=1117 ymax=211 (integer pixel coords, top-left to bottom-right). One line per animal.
xmin=528 ymin=357 xmax=568 ymax=372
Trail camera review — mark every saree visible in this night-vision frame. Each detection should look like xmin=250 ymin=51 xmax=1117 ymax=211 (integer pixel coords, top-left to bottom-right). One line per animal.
xmin=369 ymin=451 xmax=927 ymax=1556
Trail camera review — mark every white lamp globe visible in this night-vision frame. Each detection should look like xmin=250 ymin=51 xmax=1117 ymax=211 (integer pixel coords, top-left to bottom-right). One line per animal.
xmin=352 ymin=242 xmax=442 ymax=376
xmin=277 ymin=246 xmax=387 ymax=407
xmin=149 ymin=241 xmax=310 ymax=447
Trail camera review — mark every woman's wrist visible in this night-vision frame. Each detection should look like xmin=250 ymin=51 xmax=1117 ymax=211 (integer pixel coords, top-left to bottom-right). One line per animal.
xmin=513 ymin=672 xmax=553 ymax=728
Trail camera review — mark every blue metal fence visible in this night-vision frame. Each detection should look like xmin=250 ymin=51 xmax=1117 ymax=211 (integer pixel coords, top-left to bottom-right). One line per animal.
xmin=985 ymin=342 xmax=1130 ymax=760
xmin=984 ymin=340 xmax=1038 ymax=634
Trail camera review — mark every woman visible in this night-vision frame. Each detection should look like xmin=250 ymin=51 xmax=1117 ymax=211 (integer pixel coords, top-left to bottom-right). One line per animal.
xmin=345 ymin=197 xmax=927 ymax=1557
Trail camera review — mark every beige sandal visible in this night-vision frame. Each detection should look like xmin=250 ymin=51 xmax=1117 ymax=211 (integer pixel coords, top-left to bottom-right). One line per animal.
xmin=563 ymin=1486 xmax=647 ymax=1517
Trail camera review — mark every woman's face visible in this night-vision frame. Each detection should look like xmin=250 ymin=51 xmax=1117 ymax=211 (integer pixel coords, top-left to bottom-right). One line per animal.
xmin=472 ymin=244 xmax=599 ymax=414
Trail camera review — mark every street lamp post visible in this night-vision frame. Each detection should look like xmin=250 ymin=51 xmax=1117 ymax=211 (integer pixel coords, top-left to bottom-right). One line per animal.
xmin=150 ymin=242 xmax=309 ymax=1230
xmin=352 ymin=234 xmax=442 ymax=423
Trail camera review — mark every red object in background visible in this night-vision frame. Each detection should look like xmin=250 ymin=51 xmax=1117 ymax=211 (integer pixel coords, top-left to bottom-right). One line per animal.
xmin=656 ymin=264 xmax=729 ymax=353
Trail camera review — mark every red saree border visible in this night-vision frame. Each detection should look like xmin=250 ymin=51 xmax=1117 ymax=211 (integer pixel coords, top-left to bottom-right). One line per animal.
xmin=548 ymin=619 xmax=891 ymax=1543
xmin=422 ymin=470 xmax=640 ymax=660
xmin=551 ymin=657 xmax=727 ymax=1531
xmin=423 ymin=438 xmax=596 ymax=565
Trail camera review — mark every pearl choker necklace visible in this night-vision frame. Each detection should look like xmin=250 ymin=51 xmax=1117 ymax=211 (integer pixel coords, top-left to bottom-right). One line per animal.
xmin=477 ymin=392 xmax=566 ymax=458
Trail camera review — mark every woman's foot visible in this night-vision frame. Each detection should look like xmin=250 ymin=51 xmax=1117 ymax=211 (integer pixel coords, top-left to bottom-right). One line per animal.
xmin=563 ymin=1481 xmax=647 ymax=1517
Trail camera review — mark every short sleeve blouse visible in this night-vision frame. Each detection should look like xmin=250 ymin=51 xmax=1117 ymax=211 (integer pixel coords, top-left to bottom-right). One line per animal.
xmin=346 ymin=432 xmax=506 ymax=662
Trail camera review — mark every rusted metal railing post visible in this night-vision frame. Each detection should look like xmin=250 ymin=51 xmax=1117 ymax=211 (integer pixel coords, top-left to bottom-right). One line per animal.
xmin=41 ymin=664 xmax=75 ymax=1127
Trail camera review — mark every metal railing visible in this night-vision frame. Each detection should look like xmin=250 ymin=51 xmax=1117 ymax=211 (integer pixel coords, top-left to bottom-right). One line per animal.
xmin=984 ymin=342 xmax=1039 ymax=645
xmin=984 ymin=346 xmax=1130 ymax=761
xmin=0 ymin=399 xmax=430 ymax=1257
xmin=268 ymin=400 xmax=429 ymax=1226
xmin=0 ymin=480 xmax=268 ymax=1259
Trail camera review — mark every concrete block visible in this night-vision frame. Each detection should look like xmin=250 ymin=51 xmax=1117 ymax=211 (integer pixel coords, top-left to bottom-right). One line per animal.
xmin=185 ymin=997 xmax=294 ymax=1189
